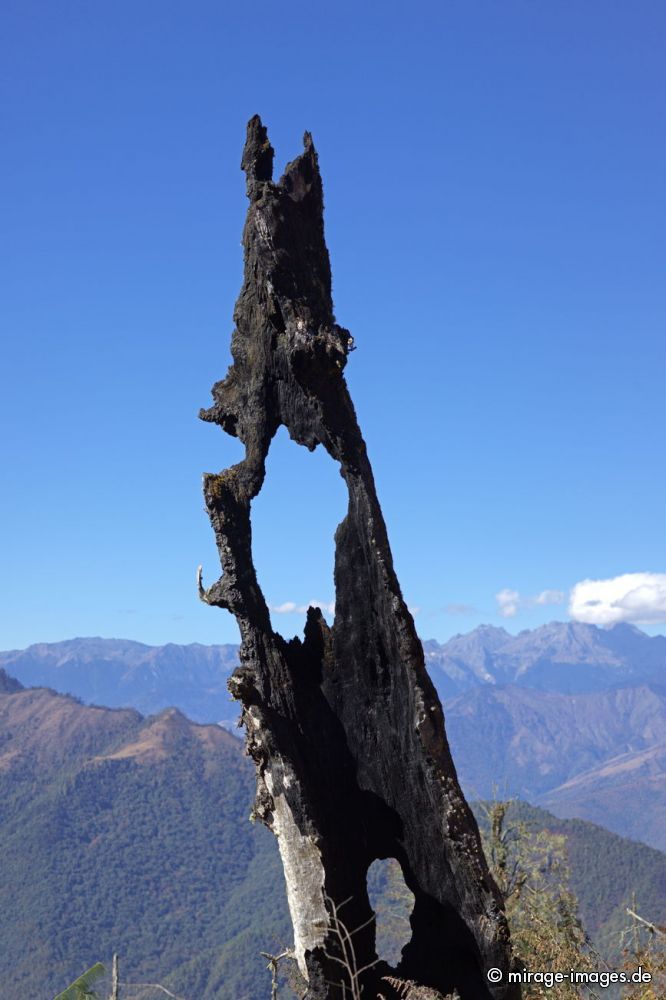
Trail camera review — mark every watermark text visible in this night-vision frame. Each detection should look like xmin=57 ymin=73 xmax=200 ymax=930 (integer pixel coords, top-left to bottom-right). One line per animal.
xmin=486 ymin=966 xmax=653 ymax=989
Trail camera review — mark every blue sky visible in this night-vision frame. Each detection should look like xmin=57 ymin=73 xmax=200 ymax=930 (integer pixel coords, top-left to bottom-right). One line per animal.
xmin=2 ymin=1 xmax=665 ymax=649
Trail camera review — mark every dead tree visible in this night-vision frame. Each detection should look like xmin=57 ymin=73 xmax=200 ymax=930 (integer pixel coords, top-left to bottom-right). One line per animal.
xmin=199 ymin=116 xmax=518 ymax=1000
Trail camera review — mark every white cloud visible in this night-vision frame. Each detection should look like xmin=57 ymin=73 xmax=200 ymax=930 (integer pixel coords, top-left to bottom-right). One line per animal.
xmin=569 ymin=573 xmax=666 ymax=626
xmin=270 ymin=599 xmax=335 ymax=616
xmin=496 ymin=589 xmax=521 ymax=618
xmin=496 ymin=587 xmax=565 ymax=618
xmin=271 ymin=601 xmax=298 ymax=614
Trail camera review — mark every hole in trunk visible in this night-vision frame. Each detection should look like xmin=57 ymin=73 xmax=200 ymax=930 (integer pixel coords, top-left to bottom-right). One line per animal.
xmin=367 ymin=858 xmax=415 ymax=967
xmin=251 ymin=426 xmax=347 ymax=635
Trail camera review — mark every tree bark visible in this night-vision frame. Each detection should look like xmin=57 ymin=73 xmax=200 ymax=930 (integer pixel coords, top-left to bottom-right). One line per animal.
xmin=110 ymin=953 xmax=118 ymax=1000
xmin=199 ymin=116 xmax=518 ymax=1000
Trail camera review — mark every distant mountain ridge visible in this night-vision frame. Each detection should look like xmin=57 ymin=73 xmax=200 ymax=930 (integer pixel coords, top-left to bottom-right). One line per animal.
xmin=0 ymin=637 xmax=240 ymax=724
xmin=3 ymin=621 xmax=664 ymax=722
xmin=424 ymin=620 xmax=665 ymax=695
xmin=2 ymin=623 xmax=664 ymax=848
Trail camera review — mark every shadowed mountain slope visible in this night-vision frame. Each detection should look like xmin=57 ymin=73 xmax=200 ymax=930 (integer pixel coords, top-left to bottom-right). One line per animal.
xmin=540 ymin=741 xmax=666 ymax=851
xmin=445 ymin=682 xmax=666 ymax=850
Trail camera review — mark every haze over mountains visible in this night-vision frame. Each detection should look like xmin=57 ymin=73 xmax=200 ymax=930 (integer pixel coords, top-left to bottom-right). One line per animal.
xmin=2 ymin=621 xmax=664 ymax=848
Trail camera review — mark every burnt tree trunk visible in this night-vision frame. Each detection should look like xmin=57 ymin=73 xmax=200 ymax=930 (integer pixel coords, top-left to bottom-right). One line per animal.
xmin=199 ymin=116 xmax=518 ymax=1000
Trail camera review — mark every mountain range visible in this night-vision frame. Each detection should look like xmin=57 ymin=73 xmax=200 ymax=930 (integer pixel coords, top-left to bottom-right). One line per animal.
xmin=0 ymin=637 xmax=240 ymax=723
xmin=0 ymin=676 xmax=663 ymax=999
xmin=1 ymin=621 xmax=664 ymax=848
xmin=3 ymin=622 xmax=664 ymax=713
xmin=422 ymin=621 xmax=665 ymax=695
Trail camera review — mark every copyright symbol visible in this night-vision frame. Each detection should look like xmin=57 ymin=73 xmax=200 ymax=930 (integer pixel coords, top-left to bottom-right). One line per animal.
xmin=487 ymin=968 xmax=503 ymax=984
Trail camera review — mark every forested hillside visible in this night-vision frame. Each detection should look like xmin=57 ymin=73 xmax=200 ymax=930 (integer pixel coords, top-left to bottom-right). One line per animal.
xmin=1 ymin=676 xmax=664 ymax=998
xmin=472 ymin=801 xmax=666 ymax=962
xmin=0 ymin=684 xmax=289 ymax=999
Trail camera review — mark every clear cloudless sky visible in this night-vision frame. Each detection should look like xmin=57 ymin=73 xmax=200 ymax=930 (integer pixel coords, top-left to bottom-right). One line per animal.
xmin=2 ymin=0 xmax=665 ymax=649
